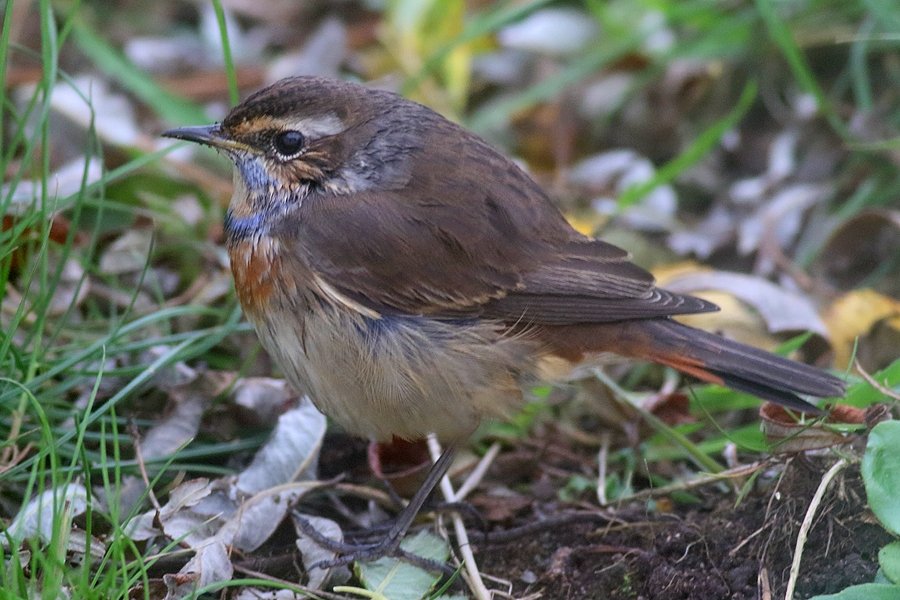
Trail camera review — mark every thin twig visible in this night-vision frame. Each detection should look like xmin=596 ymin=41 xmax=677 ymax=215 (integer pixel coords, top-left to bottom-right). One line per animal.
xmin=619 ymin=461 xmax=766 ymax=504
xmin=855 ymin=359 xmax=900 ymax=401
xmin=427 ymin=435 xmax=491 ymax=600
xmin=455 ymin=442 xmax=500 ymax=501
xmin=233 ymin=563 xmax=343 ymax=599
xmin=331 ymin=482 xmax=395 ymax=508
xmin=783 ymin=458 xmax=848 ymax=600
xmin=729 ymin=524 xmax=767 ymax=558
xmin=129 ymin=421 xmax=161 ymax=512
xmin=759 ymin=566 xmax=772 ymax=600
xmin=597 ymin=431 xmax=610 ymax=506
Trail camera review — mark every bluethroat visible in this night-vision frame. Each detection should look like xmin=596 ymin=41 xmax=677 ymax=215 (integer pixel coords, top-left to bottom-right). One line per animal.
xmin=163 ymin=76 xmax=845 ymax=565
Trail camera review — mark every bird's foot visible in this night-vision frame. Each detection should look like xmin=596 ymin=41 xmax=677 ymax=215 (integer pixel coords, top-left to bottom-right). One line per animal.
xmin=294 ymin=513 xmax=452 ymax=574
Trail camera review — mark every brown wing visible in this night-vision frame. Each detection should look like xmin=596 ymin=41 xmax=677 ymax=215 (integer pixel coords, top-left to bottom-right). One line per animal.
xmin=290 ymin=197 xmax=715 ymax=324
xmin=481 ymin=241 xmax=717 ymax=324
xmin=286 ymin=110 xmax=716 ymax=324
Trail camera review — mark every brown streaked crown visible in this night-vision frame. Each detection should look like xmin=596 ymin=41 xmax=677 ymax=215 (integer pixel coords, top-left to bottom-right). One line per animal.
xmin=223 ymin=76 xmax=362 ymax=131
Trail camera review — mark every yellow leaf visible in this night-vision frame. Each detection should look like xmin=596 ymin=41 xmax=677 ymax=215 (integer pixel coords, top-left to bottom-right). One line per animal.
xmin=652 ymin=261 xmax=711 ymax=283
xmin=653 ymin=262 xmax=789 ymax=350
xmin=563 ymin=211 xmax=608 ymax=236
xmin=673 ymin=291 xmax=779 ymax=350
xmin=824 ymin=289 xmax=900 ymax=368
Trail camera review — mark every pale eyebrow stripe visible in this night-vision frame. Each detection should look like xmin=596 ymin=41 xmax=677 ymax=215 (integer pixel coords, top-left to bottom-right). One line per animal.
xmin=281 ymin=113 xmax=345 ymax=138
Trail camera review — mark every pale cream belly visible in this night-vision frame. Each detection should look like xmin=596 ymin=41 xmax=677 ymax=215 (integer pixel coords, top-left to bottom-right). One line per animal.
xmin=248 ymin=305 xmax=539 ymax=442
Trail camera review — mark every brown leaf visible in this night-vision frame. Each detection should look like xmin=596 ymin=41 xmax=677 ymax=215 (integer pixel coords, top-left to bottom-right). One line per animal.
xmin=759 ymin=403 xmax=861 ymax=454
xmin=469 ymin=491 xmax=532 ymax=523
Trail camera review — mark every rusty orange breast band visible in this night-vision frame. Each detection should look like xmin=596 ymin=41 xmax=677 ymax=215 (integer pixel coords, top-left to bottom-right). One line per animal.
xmin=229 ymin=237 xmax=283 ymax=316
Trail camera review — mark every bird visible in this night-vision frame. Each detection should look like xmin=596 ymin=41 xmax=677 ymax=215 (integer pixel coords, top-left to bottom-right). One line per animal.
xmin=163 ymin=75 xmax=845 ymax=565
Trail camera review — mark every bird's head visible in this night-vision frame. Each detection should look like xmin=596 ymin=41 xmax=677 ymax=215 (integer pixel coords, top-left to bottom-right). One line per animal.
xmin=163 ymin=77 xmax=425 ymax=235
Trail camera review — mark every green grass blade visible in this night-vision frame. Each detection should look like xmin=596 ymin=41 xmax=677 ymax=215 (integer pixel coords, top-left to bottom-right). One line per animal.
xmin=617 ymin=80 xmax=758 ymax=210
xmin=754 ymin=0 xmax=850 ymax=138
xmin=210 ymin=0 xmax=239 ymax=105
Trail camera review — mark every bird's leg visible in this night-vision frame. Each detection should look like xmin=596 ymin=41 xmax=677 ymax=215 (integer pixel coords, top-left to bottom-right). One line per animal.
xmin=298 ymin=443 xmax=458 ymax=571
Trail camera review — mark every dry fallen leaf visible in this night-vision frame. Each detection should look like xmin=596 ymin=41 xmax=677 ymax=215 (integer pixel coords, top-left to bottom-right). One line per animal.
xmin=659 ymin=267 xmax=830 ymax=337
xmin=7 ymin=483 xmax=90 ymax=545
xmin=230 ymin=377 xmax=293 ymax=427
xmin=759 ymin=403 xmax=863 ymax=454
xmin=293 ymin=512 xmax=346 ymax=589
xmin=2 ymin=157 xmax=103 ymax=214
xmin=98 ymin=229 xmax=154 ymax=275
xmin=497 ymin=7 xmax=598 ymax=57
xmin=654 ymin=262 xmax=830 ymax=351
xmin=824 ymin=289 xmax=900 ymax=370
xmin=737 ymin=183 xmax=829 ymax=274
xmin=163 ymin=540 xmax=233 ymax=600
xmin=122 ymin=395 xmax=328 ymax=595
xmin=235 ymin=399 xmax=326 ymax=494
xmin=568 ymin=149 xmax=677 ymax=232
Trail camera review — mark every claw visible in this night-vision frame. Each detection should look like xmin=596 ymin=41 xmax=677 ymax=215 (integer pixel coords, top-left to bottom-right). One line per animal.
xmin=296 ymin=512 xmax=452 ymax=573
xmin=294 ymin=445 xmax=461 ymax=575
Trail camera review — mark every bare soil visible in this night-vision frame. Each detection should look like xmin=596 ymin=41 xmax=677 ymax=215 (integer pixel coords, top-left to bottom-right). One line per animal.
xmin=468 ymin=459 xmax=883 ymax=599
xmin=310 ymin=426 xmax=883 ymax=599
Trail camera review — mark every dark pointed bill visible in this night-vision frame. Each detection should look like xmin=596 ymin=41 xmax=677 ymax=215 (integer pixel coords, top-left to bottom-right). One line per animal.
xmin=162 ymin=124 xmax=248 ymax=152
xmin=162 ymin=124 xmax=220 ymax=143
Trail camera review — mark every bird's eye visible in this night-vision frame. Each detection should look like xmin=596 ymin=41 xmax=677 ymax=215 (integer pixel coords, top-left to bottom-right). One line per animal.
xmin=273 ymin=130 xmax=305 ymax=157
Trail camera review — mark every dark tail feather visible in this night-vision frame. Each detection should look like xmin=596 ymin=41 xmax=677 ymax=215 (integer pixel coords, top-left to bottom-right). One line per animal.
xmin=620 ymin=319 xmax=845 ymax=412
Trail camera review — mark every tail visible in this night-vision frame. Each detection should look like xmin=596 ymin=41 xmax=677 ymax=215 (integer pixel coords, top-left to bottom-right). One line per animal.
xmin=541 ymin=318 xmax=846 ymax=412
